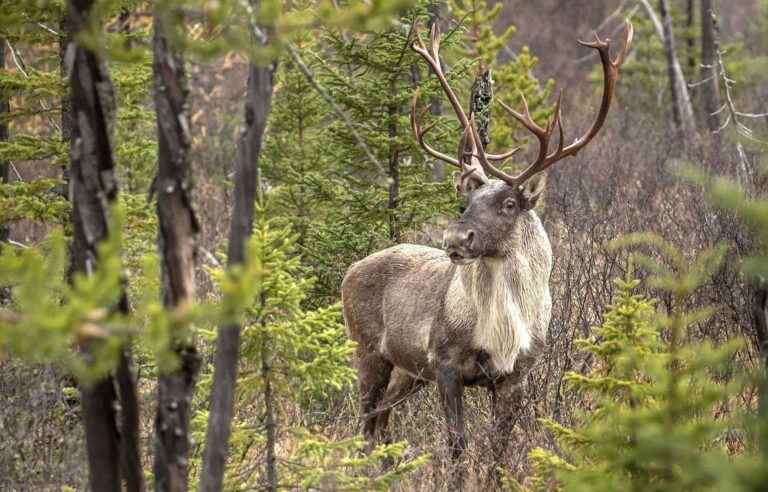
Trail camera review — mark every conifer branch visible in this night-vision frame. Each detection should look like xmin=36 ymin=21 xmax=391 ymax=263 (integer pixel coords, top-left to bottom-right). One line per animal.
xmin=285 ymin=44 xmax=387 ymax=179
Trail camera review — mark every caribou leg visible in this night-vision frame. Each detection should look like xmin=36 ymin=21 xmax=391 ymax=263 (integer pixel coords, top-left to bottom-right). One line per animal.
xmin=375 ymin=368 xmax=424 ymax=444
xmin=437 ymin=366 xmax=467 ymax=489
xmin=357 ymin=352 xmax=393 ymax=448
xmin=488 ymin=377 xmax=526 ymax=485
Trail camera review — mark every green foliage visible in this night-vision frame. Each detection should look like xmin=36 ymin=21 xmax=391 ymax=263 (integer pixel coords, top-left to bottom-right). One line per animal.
xmin=684 ymin=166 xmax=768 ymax=490
xmin=188 ymin=213 xmax=426 ymax=489
xmin=0 ymin=212 xmax=127 ymax=384
xmin=0 ymin=178 xmax=69 ymax=224
xmin=519 ymin=238 xmax=752 ymax=492
xmin=261 ymin=0 xmax=551 ymax=306
xmin=448 ymin=0 xmax=553 ymax=152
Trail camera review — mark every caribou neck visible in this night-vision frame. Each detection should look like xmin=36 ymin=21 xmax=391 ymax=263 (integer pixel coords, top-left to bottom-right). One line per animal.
xmin=452 ymin=211 xmax=551 ymax=374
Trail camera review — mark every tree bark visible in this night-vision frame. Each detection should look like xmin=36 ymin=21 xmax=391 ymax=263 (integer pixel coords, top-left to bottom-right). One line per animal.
xmin=66 ymin=1 xmax=143 ymax=491
xmin=387 ymin=78 xmax=400 ymax=243
xmin=427 ymin=1 xmax=444 ymax=182
xmin=261 ymin=303 xmax=277 ymax=492
xmin=199 ymin=19 xmax=275 ymax=491
xmin=700 ymin=0 xmax=722 ymax=152
xmin=152 ymin=10 xmax=201 ymax=492
xmin=658 ymin=0 xmax=697 ymax=144
xmin=686 ymin=0 xmax=696 ymax=75
xmin=1 ymin=39 xmax=9 ymax=245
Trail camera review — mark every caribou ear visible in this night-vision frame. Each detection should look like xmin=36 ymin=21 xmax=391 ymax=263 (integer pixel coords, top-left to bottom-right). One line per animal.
xmin=518 ymin=174 xmax=546 ymax=210
xmin=453 ymin=170 xmax=485 ymax=196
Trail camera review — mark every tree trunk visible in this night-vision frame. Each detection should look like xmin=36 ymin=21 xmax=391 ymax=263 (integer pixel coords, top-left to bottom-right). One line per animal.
xmin=686 ymin=0 xmax=696 ymax=74
xmin=199 ymin=18 xmax=275 ymax=491
xmin=427 ymin=1 xmax=444 ymax=182
xmin=66 ymin=1 xmax=143 ymax=491
xmin=261 ymin=301 xmax=278 ymax=492
xmin=685 ymin=0 xmax=697 ymax=107
xmin=658 ymin=0 xmax=697 ymax=144
xmin=59 ymin=12 xmax=73 ymax=198
xmin=387 ymin=78 xmax=399 ymax=243
xmin=1 ymin=39 xmax=9 ymax=245
xmin=700 ymin=0 xmax=722 ymax=152
xmin=152 ymin=11 xmax=201 ymax=492
xmin=0 ymin=39 xmax=9 ymax=306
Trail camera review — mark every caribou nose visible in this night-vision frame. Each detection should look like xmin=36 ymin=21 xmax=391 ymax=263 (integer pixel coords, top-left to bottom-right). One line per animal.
xmin=443 ymin=226 xmax=476 ymax=252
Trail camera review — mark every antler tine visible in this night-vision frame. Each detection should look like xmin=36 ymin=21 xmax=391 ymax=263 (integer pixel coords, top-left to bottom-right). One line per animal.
xmin=553 ymin=91 xmax=565 ymax=155
xmin=429 ymin=22 xmax=440 ymax=60
xmin=499 ymin=94 xmax=547 ymax=139
xmin=411 ymin=88 xmax=461 ymax=167
xmin=411 ymin=22 xmax=470 ymax=129
xmin=612 ymin=20 xmax=634 ymax=67
xmin=411 ymin=21 xmax=522 ymax=167
xmin=493 ymin=21 xmax=633 ymax=187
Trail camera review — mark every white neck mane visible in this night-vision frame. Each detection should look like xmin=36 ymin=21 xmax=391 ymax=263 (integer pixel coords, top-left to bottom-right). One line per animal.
xmin=451 ymin=212 xmax=553 ymax=374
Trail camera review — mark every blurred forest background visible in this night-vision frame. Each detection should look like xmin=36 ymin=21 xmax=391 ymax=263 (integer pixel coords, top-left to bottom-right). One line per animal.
xmin=1 ymin=0 xmax=768 ymax=490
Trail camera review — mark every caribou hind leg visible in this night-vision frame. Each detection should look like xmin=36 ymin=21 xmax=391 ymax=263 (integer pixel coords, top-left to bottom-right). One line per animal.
xmin=356 ymin=351 xmax=393 ymax=447
xmin=375 ymin=368 xmax=425 ymax=444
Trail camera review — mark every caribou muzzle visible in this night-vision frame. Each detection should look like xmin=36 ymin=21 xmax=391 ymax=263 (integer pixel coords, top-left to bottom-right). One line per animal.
xmin=443 ymin=224 xmax=480 ymax=264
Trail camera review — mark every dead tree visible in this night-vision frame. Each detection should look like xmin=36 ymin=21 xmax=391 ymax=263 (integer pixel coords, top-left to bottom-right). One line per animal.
xmin=199 ymin=9 xmax=276 ymax=490
xmin=152 ymin=9 xmax=201 ymax=492
xmin=700 ymin=0 xmax=722 ymax=154
xmin=658 ymin=0 xmax=697 ymax=143
xmin=66 ymin=0 xmax=143 ymax=490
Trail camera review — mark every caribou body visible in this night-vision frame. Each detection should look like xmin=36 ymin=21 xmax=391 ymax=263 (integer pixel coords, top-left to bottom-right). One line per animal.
xmin=342 ymin=21 xmax=633 ymax=485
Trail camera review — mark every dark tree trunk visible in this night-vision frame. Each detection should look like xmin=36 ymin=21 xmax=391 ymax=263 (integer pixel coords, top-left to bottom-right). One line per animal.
xmin=427 ymin=1 xmax=444 ymax=182
xmin=387 ymin=78 xmax=399 ymax=243
xmin=1 ymin=39 xmax=9 ymax=245
xmin=686 ymin=0 xmax=696 ymax=74
xmin=66 ymin=1 xmax=143 ymax=491
xmin=685 ymin=0 xmax=697 ymax=105
xmin=659 ymin=0 xmax=697 ymax=144
xmin=700 ymin=0 xmax=722 ymax=153
xmin=60 ymin=13 xmax=74 ymax=150
xmin=152 ymin=11 xmax=201 ymax=492
xmin=199 ymin=21 xmax=275 ymax=491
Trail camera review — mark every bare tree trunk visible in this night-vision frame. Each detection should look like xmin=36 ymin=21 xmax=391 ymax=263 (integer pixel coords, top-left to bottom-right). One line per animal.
xmin=199 ymin=16 xmax=275 ymax=491
xmin=700 ymin=0 xmax=722 ymax=153
xmin=685 ymin=0 xmax=697 ymax=106
xmin=59 ymin=12 xmax=73 ymax=198
xmin=658 ymin=0 xmax=697 ymax=144
xmin=66 ymin=1 xmax=143 ymax=491
xmin=152 ymin=10 xmax=201 ymax=492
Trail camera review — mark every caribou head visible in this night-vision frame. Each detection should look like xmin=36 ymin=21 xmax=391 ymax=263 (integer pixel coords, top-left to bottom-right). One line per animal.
xmin=411 ymin=21 xmax=632 ymax=265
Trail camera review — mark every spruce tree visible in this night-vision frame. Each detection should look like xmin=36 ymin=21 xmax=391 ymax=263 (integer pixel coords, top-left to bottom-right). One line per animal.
xmin=192 ymin=213 xmax=428 ymax=490
xmin=517 ymin=237 xmax=747 ymax=492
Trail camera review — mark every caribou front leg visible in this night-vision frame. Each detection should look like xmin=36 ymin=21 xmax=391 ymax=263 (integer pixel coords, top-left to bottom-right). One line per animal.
xmin=437 ymin=366 xmax=467 ymax=489
xmin=488 ymin=377 xmax=525 ymax=485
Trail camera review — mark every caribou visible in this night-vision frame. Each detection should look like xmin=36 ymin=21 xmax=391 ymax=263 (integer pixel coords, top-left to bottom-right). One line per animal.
xmin=341 ymin=21 xmax=633 ymax=484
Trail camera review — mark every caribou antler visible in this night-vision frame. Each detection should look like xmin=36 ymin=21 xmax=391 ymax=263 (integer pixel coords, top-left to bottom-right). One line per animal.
xmin=409 ymin=22 xmax=522 ymax=175
xmin=471 ymin=21 xmax=634 ymax=188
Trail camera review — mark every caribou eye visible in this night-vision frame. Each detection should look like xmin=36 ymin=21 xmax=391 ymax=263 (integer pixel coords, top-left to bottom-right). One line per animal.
xmin=502 ymin=197 xmax=516 ymax=213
